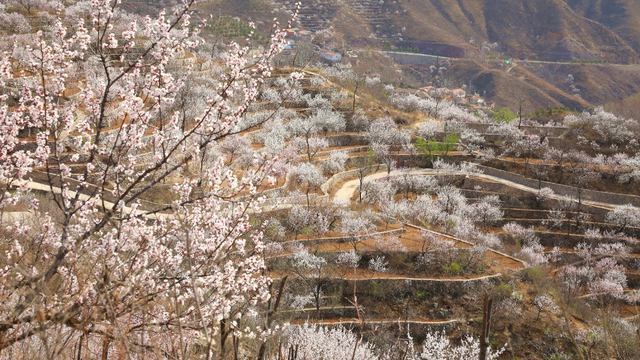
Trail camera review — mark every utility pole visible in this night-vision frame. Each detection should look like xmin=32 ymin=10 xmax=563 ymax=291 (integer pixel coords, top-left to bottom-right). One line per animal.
xmin=479 ymin=294 xmax=494 ymax=360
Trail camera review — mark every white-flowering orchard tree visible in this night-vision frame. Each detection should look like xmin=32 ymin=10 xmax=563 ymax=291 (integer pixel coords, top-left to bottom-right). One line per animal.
xmin=277 ymin=323 xmax=505 ymax=360
xmin=321 ymin=149 xmax=348 ymax=175
xmin=289 ymin=249 xmax=330 ymax=318
xmin=218 ymin=134 xmax=254 ymax=165
xmin=290 ymin=162 xmax=326 ymax=208
xmin=0 ymin=0 xmax=301 ymax=357
xmin=501 ymin=134 xmax=547 ymax=175
xmin=605 ymin=204 xmax=640 ymax=232
xmin=339 ymin=211 xmax=375 ymax=252
xmin=367 ymin=117 xmax=412 ymax=176
xmin=289 ymin=108 xmax=345 ymax=161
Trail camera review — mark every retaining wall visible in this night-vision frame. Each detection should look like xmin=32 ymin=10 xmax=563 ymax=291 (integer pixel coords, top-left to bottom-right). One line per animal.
xmin=261 ymin=193 xmax=329 ymax=208
xmin=448 ymin=122 xmax=568 ymax=138
xmin=383 ymin=51 xmax=442 ymax=65
xmin=536 ymin=231 xmax=640 ymax=252
xmin=325 ymin=134 xmax=368 ymax=147
xmin=475 ymin=165 xmax=640 ymax=207
xmin=283 ymin=228 xmax=406 ymax=247
xmin=462 ymin=177 xmax=610 ymax=216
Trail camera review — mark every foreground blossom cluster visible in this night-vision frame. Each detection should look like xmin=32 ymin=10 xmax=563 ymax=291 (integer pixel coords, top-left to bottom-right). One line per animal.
xmin=0 ymin=0 xmax=298 ymax=357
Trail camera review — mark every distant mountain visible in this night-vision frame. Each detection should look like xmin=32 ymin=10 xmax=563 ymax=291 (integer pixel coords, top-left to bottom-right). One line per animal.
xmin=361 ymin=0 xmax=639 ymax=64
xmin=564 ymin=0 xmax=640 ymax=54
xmin=190 ymin=0 xmax=640 ymax=109
xmin=192 ymin=0 xmax=640 ymax=64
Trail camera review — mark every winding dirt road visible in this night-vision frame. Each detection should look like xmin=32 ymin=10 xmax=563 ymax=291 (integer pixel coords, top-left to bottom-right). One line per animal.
xmin=332 ymin=168 xmax=617 ymax=211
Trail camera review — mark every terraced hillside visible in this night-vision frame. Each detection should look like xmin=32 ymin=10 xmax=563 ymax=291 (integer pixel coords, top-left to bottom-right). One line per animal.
xmin=4 ymin=1 xmax=640 ymax=358
xmin=189 ymin=0 xmax=640 ymax=110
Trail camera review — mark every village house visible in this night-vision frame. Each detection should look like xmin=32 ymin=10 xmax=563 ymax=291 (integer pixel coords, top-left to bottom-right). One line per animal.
xmin=319 ymin=49 xmax=342 ymax=62
xmin=286 ymin=28 xmax=313 ymax=42
xmin=450 ymin=89 xmax=466 ymax=98
xmin=285 ymin=29 xmax=296 ymax=39
xmin=470 ymin=94 xmax=485 ymax=104
xmin=297 ymin=30 xmax=313 ymax=41
xmin=283 ymin=39 xmax=295 ymax=50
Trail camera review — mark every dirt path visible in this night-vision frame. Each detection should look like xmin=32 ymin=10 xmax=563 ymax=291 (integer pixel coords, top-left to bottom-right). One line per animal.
xmin=24 ymin=181 xmax=144 ymax=216
xmin=296 ymin=318 xmax=459 ymax=326
xmin=333 ymin=169 xmax=436 ymax=205
xmin=331 ymin=168 xmax=618 ymax=211
xmin=272 ymin=272 xmax=502 ymax=282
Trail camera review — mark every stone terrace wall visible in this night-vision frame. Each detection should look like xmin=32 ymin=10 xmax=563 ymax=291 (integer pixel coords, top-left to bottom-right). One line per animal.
xmin=463 ymin=177 xmax=610 ymax=216
xmin=320 ymin=168 xmax=362 ymax=194
xmin=475 ymin=165 xmax=640 ymax=207
xmin=326 ymin=134 xmax=368 ymax=147
xmin=448 ymin=122 xmax=569 ymax=138
xmin=383 ymin=51 xmax=442 ymax=65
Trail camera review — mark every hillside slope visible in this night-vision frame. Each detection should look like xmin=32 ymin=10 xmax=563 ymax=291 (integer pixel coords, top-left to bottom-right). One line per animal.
xmin=192 ymin=0 xmax=640 ymax=64
xmin=443 ymin=60 xmax=593 ymax=110
xmin=564 ymin=0 xmax=640 ymax=54
xmin=394 ymin=0 xmax=638 ymax=64
xmin=185 ymin=0 xmax=640 ymax=108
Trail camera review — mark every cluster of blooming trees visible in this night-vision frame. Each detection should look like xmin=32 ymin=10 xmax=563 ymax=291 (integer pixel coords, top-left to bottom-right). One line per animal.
xmin=360 ymin=170 xmax=503 ymax=251
xmin=0 ymin=7 xmax=31 ymax=33
xmin=423 ymin=108 xmax=640 ymax=191
xmin=367 ymin=117 xmax=413 ymax=175
xmin=559 ymin=238 xmax=631 ymax=302
xmin=253 ymin=103 xmax=345 ymax=163
xmin=389 ymin=91 xmax=481 ymax=123
xmin=384 ymin=83 xmax=640 ymax=197
xmin=3 ymin=0 xmax=640 ymax=357
xmin=0 ymin=0 xmax=306 ymax=357
xmin=4 ymin=0 xmax=58 ymax=14
xmin=277 ymin=322 xmax=504 ymax=360
xmin=502 ymin=223 xmax=549 ymax=266
xmin=261 ymin=36 xmax=640 ymax=360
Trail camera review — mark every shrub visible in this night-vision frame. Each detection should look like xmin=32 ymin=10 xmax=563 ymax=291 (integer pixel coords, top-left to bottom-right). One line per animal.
xmin=443 ymin=261 xmax=462 ymax=275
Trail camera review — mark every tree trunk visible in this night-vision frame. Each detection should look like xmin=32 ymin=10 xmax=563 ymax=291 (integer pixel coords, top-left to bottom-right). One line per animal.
xmin=352 ymin=82 xmax=359 ymax=112
xmin=479 ymin=295 xmax=493 ymax=360
xmin=219 ymin=320 xmax=229 ymax=360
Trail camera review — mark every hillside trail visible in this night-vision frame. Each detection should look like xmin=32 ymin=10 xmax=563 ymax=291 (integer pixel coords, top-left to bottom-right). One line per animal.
xmin=378 ymin=50 xmax=640 ymax=71
xmin=333 ymin=169 xmax=428 ymax=204
xmin=21 ymin=180 xmax=157 ymax=218
xmin=294 ymin=318 xmax=460 ymax=326
xmin=332 ymin=168 xmax=618 ymax=211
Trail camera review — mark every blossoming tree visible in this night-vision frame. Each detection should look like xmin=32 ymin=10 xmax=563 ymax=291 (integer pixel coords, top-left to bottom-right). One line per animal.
xmin=0 ymin=0 xmax=300 ymax=357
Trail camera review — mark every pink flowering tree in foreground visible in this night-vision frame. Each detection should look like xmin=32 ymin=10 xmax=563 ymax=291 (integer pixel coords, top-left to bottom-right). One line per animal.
xmin=0 ymin=0 xmax=300 ymax=357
